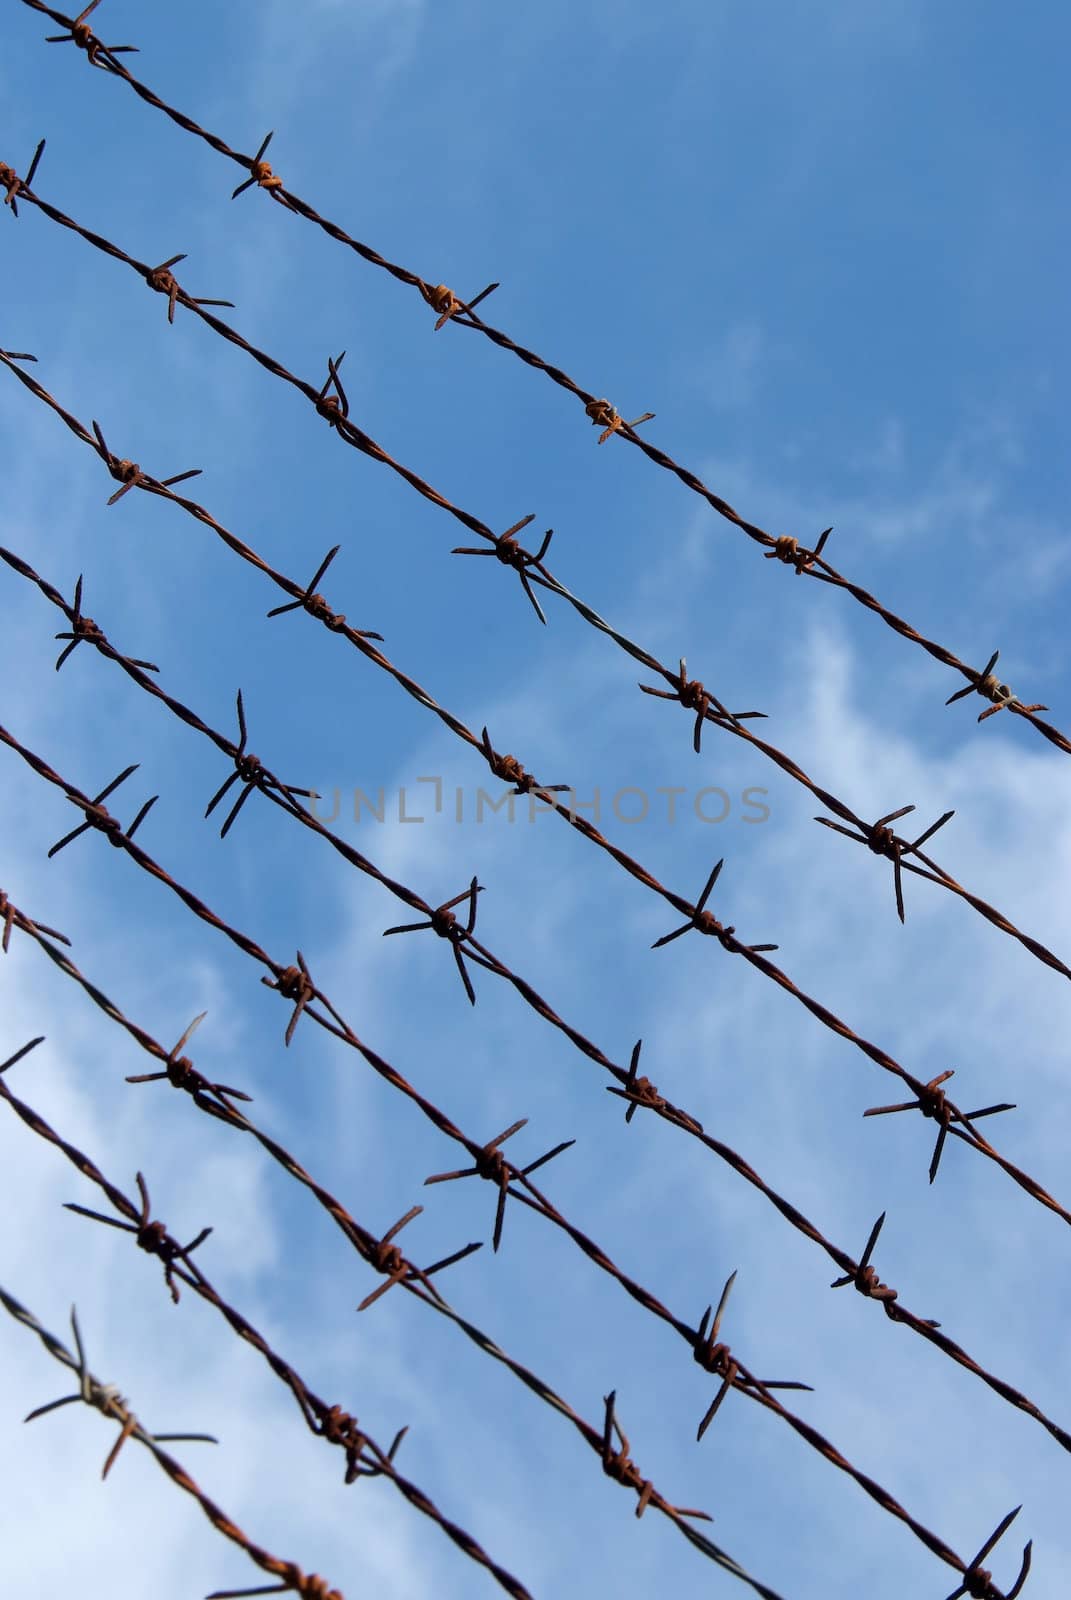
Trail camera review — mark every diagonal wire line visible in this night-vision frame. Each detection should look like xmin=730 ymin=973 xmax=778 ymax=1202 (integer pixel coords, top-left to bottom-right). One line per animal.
xmin=0 ymin=1045 xmax=777 ymax=1598
xmin=0 ymin=355 xmax=1063 ymax=1224
xmin=0 ymin=1281 xmax=359 ymax=1600
xmin=0 ymin=1081 xmax=528 ymax=1600
xmin=0 ymin=697 xmax=1065 ymax=1235
xmin=0 ymin=991 xmax=1038 ymax=1595
xmin=3 ymin=219 xmax=1069 ymax=992
xmin=2 ymin=537 xmax=1070 ymax=1463
xmin=11 ymin=0 xmax=1068 ymax=761
xmin=2 ymin=757 xmax=1068 ymax=1465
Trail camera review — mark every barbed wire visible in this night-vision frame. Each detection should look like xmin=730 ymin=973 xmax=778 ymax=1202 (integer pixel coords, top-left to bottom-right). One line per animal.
xmin=0 ymin=1036 xmax=781 ymax=1599
xmin=2 ymin=179 xmax=1069 ymax=996
xmin=11 ymin=0 xmax=1069 ymax=762
xmin=1 ymin=687 xmax=1067 ymax=1475
xmin=0 ymin=348 xmax=1064 ymax=1227
xmin=0 ymin=963 xmax=1043 ymax=1596
xmin=0 ymin=15 xmax=1057 ymax=1594
xmin=5 ymin=539 xmax=1071 ymax=1452
xmin=1 ymin=1279 xmax=353 ymax=1600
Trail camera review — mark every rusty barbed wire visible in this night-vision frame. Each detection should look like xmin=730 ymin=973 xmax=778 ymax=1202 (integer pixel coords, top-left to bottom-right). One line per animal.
xmin=4 ymin=294 xmax=1070 ymax=999
xmin=2 ymin=362 xmax=1070 ymax=1238
xmin=0 ymin=633 xmax=1066 ymax=1469
xmin=1 ymin=346 xmax=1066 ymax=1230
xmin=13 ymin=0 xmax=1069 ymax=761
xmin=4 ymin=631 xmax=1071 ymax=1476
xmin=4 ymin=774 xmax=1062 ymax=1484
xmin=9 ymin=531 xmax=1065 ymax=1216
xmin=1 ymin=1282 xmax=344 ymax=1600
xmin=0 ymin=1033 xmax=1036 ymax=1598
xmin=0 ymin=1041 xmax=777 ymax=1598
xmin=0 ymin=1079 xmax=525 ymax=1600
xmin=0 ymin=913 xmax=1048 ymax=1600
xmin=3 ymin=17 xmax=1056 ymax=1594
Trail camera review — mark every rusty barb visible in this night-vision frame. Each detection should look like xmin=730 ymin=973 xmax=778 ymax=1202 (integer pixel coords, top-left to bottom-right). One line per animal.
xmin=652 ymin=860 xmax=779 ymax=955
xmin=763 ymin=527 xmax=833 ymax=576
xmin=585 ymin=397 xmax=655 ymax=445
xmin=91 ymin=419 xmax=201 ymax=505
xmin=815 ymin=803 xmax=956 ymax=923
xmin=480 ymin=725 xmax=570 ymax=799
xmin=23 ymin=1301 xmax=216 ymax=1480
xmin=424 ymin=1117 xmax=575 ymax=1253
xmin=314 ymin=350 xmax=350 ymax=428
xmin=1 ymin=137 xmax=45 ymax=216
xmin=420 ymin=278 xmax=499 ymax=332
xmin=692 ymin=1271 xmax=812 ymax=1442
xmin=946 ymin=650 xmax=1048 ymax=726
xmin=265 ymin=543 xmax=383 ymax=639
xmin=64 ymin=1170 xmax=212 ymax=1306
xmin=453 ymin=515 xmax=555 ymax=625
xmin=356 ymin=1204 xmax=482 ymax=1313
xmin=600 ymin=1391 xmax=709 ymax=1523
xmin=143 ymin=251 xmax=234 ymax=326
xmin=204 ymin=689 xmax=319 ymax=839
xmin=46 ymin=763 xmax=157 ymax=858
xmin=864 ymin=1071 xmax=1017 ymax=1185
xmin=944 ymin=1507 xmax=1032 ymax=1600
xmin=640 ymin=658 xmax=765 ymax=753
xmin=0 ymin=889 xmax=70 ymax=955
xmin=5 ymin=1286 xmax=356 ymax=1600
xmin=830 ymin=1213 xmax=901 ymax=1308
xmin=260 ymin=949 xmax=317 ymax=1047
xmin=43 ymin=0 xmax=136 ymax=69
xmin=231 ymin=129 xmax=284 ymax=199
xmin=125 ymin=1008 xmax=253 ymax=1114
xmin=319 ymin=1403 xmax=408 ymax=1488
xmin=53 ymin=572 xmax=159 ymax=673
xmin=382 ymin=876 xmax=486 ymax=1005
xmin=605 ymin=1040 xmax=665 ymax=1123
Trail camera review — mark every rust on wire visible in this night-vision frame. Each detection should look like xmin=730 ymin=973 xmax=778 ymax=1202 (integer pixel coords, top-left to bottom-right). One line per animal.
xmin=420 ymin=279 xmax=500 ymax=332
xmin=4 ymin=883 xmax=1063 ymax=1574
xmin=0 ymin=36 xmax=1060 ymax=1587
xmin=425 ymin=1118 xmax=575 ymax=1254
xmin=2 ymin=1283 xmax=364 ymax=1600
xmin=231 ymin=130 xmax=284 ymax=199
xmin=946 ymin=649 xmax=1048 ymax=725
xmin=91 ymin=418 xmax=201 ymax=504
xmin=18 ymin=0 xmax=1068 ymax=756
xmin=204 ymin=690 xmax=318 ymax=839
xmin=815 ymin=804 xmax=956 ymax=924
xmin=45 ymin=762 xmax=157 ymax=857
xmin=0 ymin=137 xmax=45 ymax=215
xmin=585 ymin=398 xmax=655 ymax=445
xmin=864 ymin=1071 xmax=1017 ymax=1187
xmin=64 ymin=1169 xmax=213 ymax=1305
xmin=452 ymin=516 xmax=555 ymax=626
xmin=382 ymin=877 xmax=485 ymax=1006
xmin=0 ymin=1042 xmax=769 ymax=1595
xmin=0 ymin=353 xmax=1067 ymax=1221
xmin=42 ymin=0 xmax=136 ymax=68
xmin=7 ymin=256 xmax=1071 ymax=1001
xmin=143 ymin=251 xmax=234 ymax=325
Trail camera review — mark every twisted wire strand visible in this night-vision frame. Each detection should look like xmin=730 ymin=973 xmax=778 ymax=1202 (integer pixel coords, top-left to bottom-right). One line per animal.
xmin=0 ymin=350 xmax=1065 ymax=1227
xmin=0 ymin=1280 xmax=354 ymax=1600
xmin=12 ymin=0 xmax=1069 ymax=760
xmin=4 ymin=540 xmax=1071 ymax=1462
xmin=0 ymin=964 xmax=1034 ymax=1594
xmin=2 ymin=185 xmax=1068 ymax=991
xmin=0 ymin=1043 xmax=777 ymax=1599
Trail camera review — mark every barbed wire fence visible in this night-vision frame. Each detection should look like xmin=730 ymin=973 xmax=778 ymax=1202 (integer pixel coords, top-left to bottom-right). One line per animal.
xmin=2 ymin=3 xmax=1067 ymax=1596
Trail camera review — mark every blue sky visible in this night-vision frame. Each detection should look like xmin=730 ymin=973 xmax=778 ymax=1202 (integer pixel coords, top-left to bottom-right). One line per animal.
xmin=2 ymin=1 xmax=1070 ymax=1595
